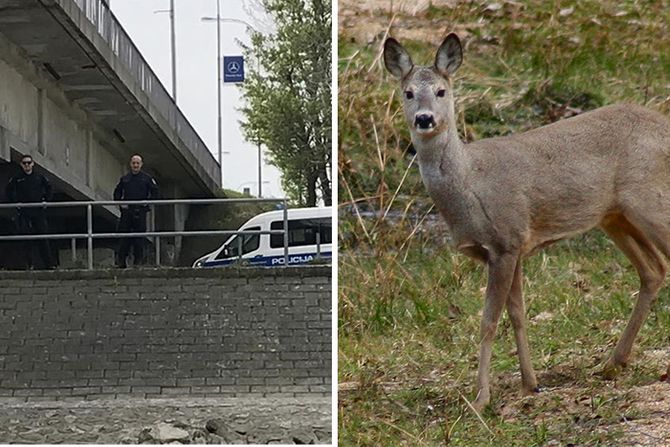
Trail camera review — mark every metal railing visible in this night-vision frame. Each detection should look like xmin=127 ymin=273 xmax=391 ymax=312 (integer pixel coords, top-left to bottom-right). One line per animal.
xmin=0 ymin=198 xmax=289 ymax=270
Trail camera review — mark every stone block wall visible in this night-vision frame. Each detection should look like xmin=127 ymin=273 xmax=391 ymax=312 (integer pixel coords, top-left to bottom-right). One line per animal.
xmin=0 ymin=266 xmax=331 ymax=401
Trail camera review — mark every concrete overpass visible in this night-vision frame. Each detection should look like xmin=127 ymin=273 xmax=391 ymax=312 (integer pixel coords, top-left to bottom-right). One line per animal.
xmin=0 ymin=0 xmax=222 ymax=266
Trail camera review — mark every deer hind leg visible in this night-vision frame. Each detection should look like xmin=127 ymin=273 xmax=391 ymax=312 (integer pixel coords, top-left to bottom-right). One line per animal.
xmin=601 ymin=214 xmax=667 ymax=379
xmin=472 ymin=252 xmax=518 ymax=412
xmin=506 ymin=258 xmax=539 ymax=395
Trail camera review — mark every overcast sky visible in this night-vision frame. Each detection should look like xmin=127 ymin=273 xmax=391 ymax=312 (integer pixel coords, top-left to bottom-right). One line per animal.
xmin=109 ymin=0 xmax=283 ymax=198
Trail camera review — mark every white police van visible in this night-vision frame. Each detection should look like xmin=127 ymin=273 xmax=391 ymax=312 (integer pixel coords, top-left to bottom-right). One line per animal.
xmin=192 ymin=207 xmax=332 ymax=268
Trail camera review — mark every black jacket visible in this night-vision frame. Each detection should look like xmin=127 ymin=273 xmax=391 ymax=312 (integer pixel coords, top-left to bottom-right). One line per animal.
xmin=5 ymin=171 xmax=52 ymax=204
xmin=113 ymin=171 xmax=159 ymax=208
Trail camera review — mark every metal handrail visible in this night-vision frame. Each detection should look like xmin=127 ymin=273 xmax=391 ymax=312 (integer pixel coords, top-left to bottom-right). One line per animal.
xmin=0 ymin=198 xmax=291 ymax=269
xmin=0 ymin=198 xmax=289 ymax=208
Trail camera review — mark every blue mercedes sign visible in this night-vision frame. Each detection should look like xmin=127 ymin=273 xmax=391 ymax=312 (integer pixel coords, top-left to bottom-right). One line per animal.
xmin=223 ymin=56 xmax=245 ymax=83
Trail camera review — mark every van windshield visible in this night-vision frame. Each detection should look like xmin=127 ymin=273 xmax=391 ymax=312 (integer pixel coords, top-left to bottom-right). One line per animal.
xmin=269 ymin=218 xmax=331 ymax=248
xmin=216 ymin=226 xmax=261 ymax=259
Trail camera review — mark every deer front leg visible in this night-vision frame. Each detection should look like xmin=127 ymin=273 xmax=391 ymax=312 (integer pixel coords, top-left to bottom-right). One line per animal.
xmin=472 ymin=252 xmax=518 ymax=412
xmin=506 ymin=258 xmax=539 ymax=395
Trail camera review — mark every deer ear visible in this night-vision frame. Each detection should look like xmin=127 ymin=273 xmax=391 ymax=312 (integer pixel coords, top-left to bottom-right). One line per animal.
xmin=384 ymin=38 xmax=414 ymax=79
xmin=435 ymin=33 xmax=462 ymax=77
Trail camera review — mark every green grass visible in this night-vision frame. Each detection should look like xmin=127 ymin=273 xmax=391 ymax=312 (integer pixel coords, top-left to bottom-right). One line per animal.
xmin=339 ymin=1 xmax=670 ymax=445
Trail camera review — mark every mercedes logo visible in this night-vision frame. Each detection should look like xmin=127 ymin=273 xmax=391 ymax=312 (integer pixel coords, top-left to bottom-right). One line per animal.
xmin=227 ymin=61 xmax=241 ymax=74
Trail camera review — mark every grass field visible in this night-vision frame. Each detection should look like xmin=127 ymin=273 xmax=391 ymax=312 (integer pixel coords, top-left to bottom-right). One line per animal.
xmin=338 ymin=1 xmax=670 ymax=445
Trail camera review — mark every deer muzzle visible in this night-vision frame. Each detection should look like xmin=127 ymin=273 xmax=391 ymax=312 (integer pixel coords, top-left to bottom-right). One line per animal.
xmin=414 ymin=113 xmax=436 ymax=130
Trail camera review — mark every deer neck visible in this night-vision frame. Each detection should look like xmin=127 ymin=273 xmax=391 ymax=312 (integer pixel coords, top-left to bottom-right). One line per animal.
xmin=411 ymin=95 xmax=480 ymax=247
xmin=413 ymin=97 xmax=469 ymax=194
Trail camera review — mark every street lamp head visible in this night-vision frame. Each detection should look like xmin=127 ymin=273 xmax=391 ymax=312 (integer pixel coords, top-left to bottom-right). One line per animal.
xmin=200 ymin=16 xmax=256 ymax=31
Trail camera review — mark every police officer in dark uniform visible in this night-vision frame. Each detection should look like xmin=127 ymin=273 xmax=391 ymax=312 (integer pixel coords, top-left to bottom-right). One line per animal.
xmin=5 ymin=154 xmax=55 ymax=269
xmin=113 ymin=154 xmax=159 ymax=268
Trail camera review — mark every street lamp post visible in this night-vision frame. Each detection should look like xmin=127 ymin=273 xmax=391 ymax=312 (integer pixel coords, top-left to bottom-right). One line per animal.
xmin=257 ymin=141 xmax=262 ymax=197
xmin=201 ymin=14 xmax=262 ymax=195
xmin=154 ymin=2 xmax=177 ymax=102
xmin=216 ymin=0 xmax=222 ymax=180
xmin=170 ymin=0 xmax=176 ymax=101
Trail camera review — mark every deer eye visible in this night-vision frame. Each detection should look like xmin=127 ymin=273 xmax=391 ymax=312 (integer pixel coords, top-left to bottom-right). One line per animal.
xmin=404 ymin=91 xmax=414 ymax=100
xmin=436 ymin=89 xmax=446 ymax=97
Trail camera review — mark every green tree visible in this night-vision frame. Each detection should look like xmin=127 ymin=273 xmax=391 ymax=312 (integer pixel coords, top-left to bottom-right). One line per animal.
xmin=240 ymin=0 xmax=332 ymax=206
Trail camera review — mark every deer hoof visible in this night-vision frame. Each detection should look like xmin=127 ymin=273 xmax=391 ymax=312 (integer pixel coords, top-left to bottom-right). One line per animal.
xmin=602 ymin=361 xmax=625 ymax=380
xmin=471 ymin=390 xmax=490 ymax=413
xmin=471 ymin=398 xmax=488 ymax=414
xmin=521 ymin=385 xmax=541 ymax=396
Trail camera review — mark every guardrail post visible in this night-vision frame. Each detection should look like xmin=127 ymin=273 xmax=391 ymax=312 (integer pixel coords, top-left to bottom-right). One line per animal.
xmin=87 ymin=203 xmax=93 ymax=270
xmin=71 ymin=237 xmax=77 ymax=264
xmin=283 ymin=200 xmax=289 ymax=266
xmin=151 ymin=206 xmax=160 ymax=266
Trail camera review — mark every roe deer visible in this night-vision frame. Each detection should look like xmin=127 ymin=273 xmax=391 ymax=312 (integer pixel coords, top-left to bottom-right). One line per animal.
xmin=384 ymin=33 xmax=670 ymax=410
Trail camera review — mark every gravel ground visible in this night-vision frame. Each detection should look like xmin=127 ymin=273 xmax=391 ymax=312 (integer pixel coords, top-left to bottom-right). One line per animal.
xmin=0 ymin=396 xmax=332 ymax=444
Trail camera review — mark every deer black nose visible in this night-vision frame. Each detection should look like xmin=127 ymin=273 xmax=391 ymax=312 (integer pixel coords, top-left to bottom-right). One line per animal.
xmin=414 ymin=114 xmax=435 ymax=129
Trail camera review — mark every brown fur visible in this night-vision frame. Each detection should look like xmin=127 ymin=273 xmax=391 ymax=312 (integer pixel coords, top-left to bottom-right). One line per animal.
xmin=384 ymin=33 xmax=670 ymax=410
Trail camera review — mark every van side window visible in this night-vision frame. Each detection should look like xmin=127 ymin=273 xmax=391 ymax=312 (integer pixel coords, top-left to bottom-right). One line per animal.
xmin=269 ymin=218 xmax=332 ymax=248
xmin=217 ymin=226 xmax=261 ymax=259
